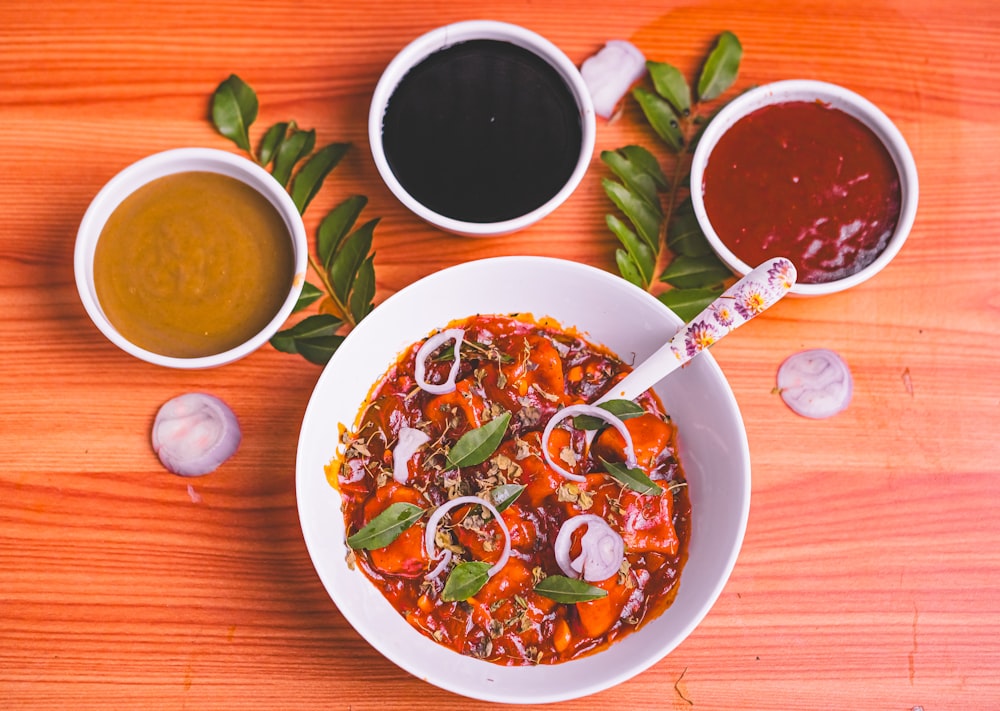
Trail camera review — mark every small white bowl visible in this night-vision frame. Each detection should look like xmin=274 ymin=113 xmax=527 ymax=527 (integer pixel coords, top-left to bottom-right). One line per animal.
xmin=296 ymin=256 xmax=750 ymax=703
xmin=368 ymin=20 xmax=596 ymax=237
xmin=690 ymin=80 xmax=918 ymax=296
xmin=74 ymin=148 xmax=308 ymax=369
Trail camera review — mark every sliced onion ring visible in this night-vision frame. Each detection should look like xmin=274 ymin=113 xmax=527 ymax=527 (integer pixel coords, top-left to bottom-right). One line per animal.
xmin=414 ymin=328 xmax=465 ymax=395
xmin=541 ymin=404 xmax=637 ymax=482
xmin=777 ymin=348 xmax=853 ymax=419
xmin=554 ymin=514 xmax=625 ymax=582
xmin=392 ymin=427 xmax=431 ymax=484
xmin=152 ymin=393 xmax=241 ymax=477
xmin=424 ymin=495 xmax=511 ymax=579
xmin=580 ymin=40 xmax=647 ymax=119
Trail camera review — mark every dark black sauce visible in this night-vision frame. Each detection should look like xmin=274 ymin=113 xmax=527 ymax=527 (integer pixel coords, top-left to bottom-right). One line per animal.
xmin=380 ymin=39 xmax=583 ymax=224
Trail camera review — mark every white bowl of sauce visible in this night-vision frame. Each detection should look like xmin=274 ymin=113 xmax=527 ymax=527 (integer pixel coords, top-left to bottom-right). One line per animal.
xmin=368 ymin=20 xmax=596 ymax=237
xmin=75 ymin=148 xmax=308 ymax=368
xmin=690 ymin=80 xmax=918 ymax=296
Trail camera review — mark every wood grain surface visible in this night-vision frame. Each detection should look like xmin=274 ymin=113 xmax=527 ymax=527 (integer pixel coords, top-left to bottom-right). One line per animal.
xmin=2 ymin=0 xmax=999 ymax=709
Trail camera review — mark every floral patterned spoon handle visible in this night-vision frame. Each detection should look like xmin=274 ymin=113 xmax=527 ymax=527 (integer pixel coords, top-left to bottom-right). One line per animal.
xmin=596 ymin=257 xmax=796 ymax=404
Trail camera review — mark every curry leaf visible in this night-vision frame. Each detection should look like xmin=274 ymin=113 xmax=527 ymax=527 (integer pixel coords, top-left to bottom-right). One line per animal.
xmin=271 ymin=128 xmax=316 ymax=187
xmin=660 ymin=254 xmax=732 ymax=289
xmin=648 ymin=61 xmax=691 ymax=116
xmin=573 ymin=400 xmax=645 ymax=430
xmin=318 ymin=195 xmax=368 ymax=271
xmin=291 ymin=142 xmax=350 ymax=214
xmin=441 ymin=561 xmax=491 ymax=602
xmin=607 ymin=214 xmax=655 ymax=286
xmin=211 ymin=74 xmax=258 ymax=153
xmin=348 ymin=253 xmax=376 ymax=323
xmin=534 ymin=575 xmax=608 ymax=604
xmin=446 ymin=412 xmax=512 ymax=470
xmin=666 ymin=198 xmax=714 ymax=257
xmin=658 ymin=286 xmax=725 ymax=322
xmin=697 ymin=31 xmax=742 ymax=101
xmin=633 ymin=87 xmax=684 ymax=152
xmin=600 ymin=147 xmax=665 ymax=207
xmin=293 ymin=282 xmax=323 ymax=313
xmin=489 ymin=483 xmax=526 ymax=512
xmin=346 ymin=502 xmax=425 ymax=550
xmin=603 ymin=179 xmax=662 ymax=251
xmin=257 ymin=121 xmax=292 ymax=167
xmin=615 ymin=249 xmax=644 ymax=288
xmin=295 ymin=335 xmax=345 ymax=365
xmin=329 ymin=219 xmax=378 ymax=302
xmin=601 ymin=458 xmax=664 ymax=495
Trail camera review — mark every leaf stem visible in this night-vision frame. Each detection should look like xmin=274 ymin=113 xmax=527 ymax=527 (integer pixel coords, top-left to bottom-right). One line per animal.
xmin=307 ymin=253 xmax=356 ymax=327
xmin=651 ymin=104 xmax=707 ymax=295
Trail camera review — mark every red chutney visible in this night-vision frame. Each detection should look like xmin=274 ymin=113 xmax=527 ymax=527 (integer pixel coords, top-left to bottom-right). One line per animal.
xmin=333 ymin=314 xmax=690 ymax=666
xmin=702 ymin=100 xmax=902 ymax=284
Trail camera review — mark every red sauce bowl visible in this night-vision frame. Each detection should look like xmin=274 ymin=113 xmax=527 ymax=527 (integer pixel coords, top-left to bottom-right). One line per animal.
xmin=690 ymin=80 xmax=918 ymax=296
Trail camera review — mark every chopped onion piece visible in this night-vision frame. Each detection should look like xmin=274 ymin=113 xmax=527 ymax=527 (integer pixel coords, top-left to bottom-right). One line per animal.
xmin=424 ymin=495 xmax=511 ymax=579
xmin=392 ymin=427 xmax=431 ymax=484
xmin=580 ymin=40 xmax=647 ymax=119
xmin=554 ymin=514 xmax=625 ymax=582
xmin=777 ymin=348 xmax=853 ymax=419
xmin=541 ymin=404 xmax=637 ymax=482
xmin=152 ymin=393 xmax=241 ymax=477
xmin=414 ymin=328 xmax=465 ymax=394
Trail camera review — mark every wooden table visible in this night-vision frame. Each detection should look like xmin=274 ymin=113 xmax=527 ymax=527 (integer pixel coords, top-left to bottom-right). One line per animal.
xmin=3 ymin=1 xmax=998 ymax=708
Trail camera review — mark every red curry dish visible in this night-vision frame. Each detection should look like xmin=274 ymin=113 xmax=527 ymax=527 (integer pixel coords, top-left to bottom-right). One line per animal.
xmin=331 ymin=314 xmax=690 ymax=665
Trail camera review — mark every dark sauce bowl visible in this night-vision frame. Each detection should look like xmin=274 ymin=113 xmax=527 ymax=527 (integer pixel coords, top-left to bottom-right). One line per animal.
xmin=690 ymin=80 xmax=918 ymax=296
xmin=369 ymin=21 xmax=596 ymax=237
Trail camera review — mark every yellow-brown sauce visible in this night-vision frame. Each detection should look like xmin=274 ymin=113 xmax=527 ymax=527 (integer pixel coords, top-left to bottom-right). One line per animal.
xmin=94 ymin=171 xmax=294 ymax=358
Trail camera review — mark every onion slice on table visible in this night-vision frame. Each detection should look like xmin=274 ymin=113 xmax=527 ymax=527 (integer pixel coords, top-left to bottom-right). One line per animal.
xmin=554 ymin=514 xmax=625 ymax=582
xmin=541 ymin=404 xmax=637 ymax=482
xmin=424 ymin=495 xmax=511 ymax=579
xmin=580 ymin=40 xmax=647 ymax=119
xmin=392 ymin=427 xmax=431 ymax=485
xmin=777 ymin=348 xmax=853 ymax=419
xmin=414 ymin=328 xmax=465 ymax=395
xmin=152 ymin=393 xmax=241 ymax=477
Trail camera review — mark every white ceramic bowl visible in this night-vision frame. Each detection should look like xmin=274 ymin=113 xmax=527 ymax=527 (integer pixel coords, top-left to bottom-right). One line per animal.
xmin=690 ymin=79 xmax=918 ymax=296
xmin=296 ymin=256 xmax=750 ymax=703
xmin=368 ymin=20 xmax=596 ymax=237
xmin=74 ymin=148 xmax=308 ymax=368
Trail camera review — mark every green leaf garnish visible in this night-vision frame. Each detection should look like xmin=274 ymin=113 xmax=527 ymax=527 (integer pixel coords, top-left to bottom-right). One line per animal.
xmin=633 ymin=87 xmax=684 ymax=151
xmin=318 ymin=195 xmax=368 ymax=271
xmin=441 ymin=561 xmax=491 ymax=602
xmin=346 ymin=502 xmax=425 ymax=550
xmin=211 ymin=74 xmax=258 ymax=153
xmin=291 ymin=142 xmax=349 ymax=213
xmin=602 ymin=33 xmax=743 ymax=323
xmin=489 ymin=483 xmax=526 ymax=512
xmin=572 ymin=400 xmax=645 ymax=430
xmin=257 ymin=121 xmax=291 ymax=167
xmin=601 ymin=458 xmax=664 ymax=495
xmin=207 ymin=75 xmax=379 ymax=365
xmin=271 ymin=128 xmax=315 ymax=187
xmin=329 ymin=219 xmax=378 ymax=302
xmin=647 ymin=61 xmax=691 ymax=116
xmin=534 ymin=575 xmax=608 ymax=604
xmin=293 ymin=282 xmax=323 ymax=313
xmin=659 ymin=254 xmax=732 ymax=289
xmin=697 ymin=30 xmax=742 ymax=101
xmin=658 ymin=286 xmax=725 ymax=322
xmin=445 ymin=412 xmax=512 ymax=470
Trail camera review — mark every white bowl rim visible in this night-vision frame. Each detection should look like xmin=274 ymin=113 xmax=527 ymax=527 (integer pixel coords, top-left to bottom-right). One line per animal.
xmin=295 ymin=255 xmax=750 ymax=703
xmin=74 ymin=147 xmax=308 ymax=369
xmin=689 ymin=79 xmax=919 ymax=296
xmin=368 ymin=20 xmax=597 ymax=237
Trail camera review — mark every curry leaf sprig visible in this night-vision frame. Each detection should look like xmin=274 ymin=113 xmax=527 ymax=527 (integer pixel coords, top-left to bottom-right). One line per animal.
xmin=603 ymin=31 xmax=743 ymax=321
xmin=210 ymin=74 xmax=378 ymax=364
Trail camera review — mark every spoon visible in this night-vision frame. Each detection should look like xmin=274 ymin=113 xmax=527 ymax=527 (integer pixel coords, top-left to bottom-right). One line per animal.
xmin=595 ymin=257 xmax=796 ymax=405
